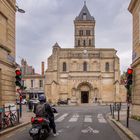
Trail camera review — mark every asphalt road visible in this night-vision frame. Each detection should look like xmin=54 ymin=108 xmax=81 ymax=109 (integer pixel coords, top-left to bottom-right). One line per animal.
xmin=0 ymin=104 xmax=129 ymax=140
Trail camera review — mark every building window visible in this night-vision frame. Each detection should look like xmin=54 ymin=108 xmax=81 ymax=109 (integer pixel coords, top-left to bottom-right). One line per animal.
xmin=63 ymin=62 xmax=67 ymax=72
xmin=0 ymin=13 xmax=7 ymax=44
xmin=83 ymin=62 xmax=87 ymax=71
xmin=39 ymin=80 xmax=43 ymax=88
xmin=78 ymin=40 xmax=80 ymax=46
xmin=89 ymin=39 xmax=91 ymax=46
xmin=31 ymin=80 xmax=34 ymax=88
xmin=105 ymin=62 xmax=109 ymax=72
xmin=86 ymin=30 xmax=91 ymax=36
xmin=83 ymin=40 xmax=86 ymax=46
xmin=83 ymin=13 xmax=87 ymax=20
xmin=79 ymin=30 xmax=83 ymax=36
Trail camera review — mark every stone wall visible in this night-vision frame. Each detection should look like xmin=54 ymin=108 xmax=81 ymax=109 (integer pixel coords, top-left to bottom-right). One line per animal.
xmin=0 ymin=0 xmax=16 ymax=106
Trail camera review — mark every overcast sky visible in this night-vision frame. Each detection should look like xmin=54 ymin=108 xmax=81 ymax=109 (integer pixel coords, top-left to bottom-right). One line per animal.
xmin=16 ymin=0 xmax=132 ymax=74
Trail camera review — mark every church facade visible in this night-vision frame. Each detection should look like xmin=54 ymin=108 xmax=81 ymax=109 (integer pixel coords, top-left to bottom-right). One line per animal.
xmin=45 ymin=3 xmax=126 ymax=104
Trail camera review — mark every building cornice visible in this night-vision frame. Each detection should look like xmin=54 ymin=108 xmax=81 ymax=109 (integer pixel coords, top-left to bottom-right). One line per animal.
xmin=131 ymin=57 xmax=140 ymax=67
xmin=0 ymin=43 xmax=11 ymax=53
xmin=23 ymin=75 xmax=45 ymax=79
xmin=128 ymin=0 xmax=138 ymax=13
xmin=0 ymin=58 xmax=16 ymax=68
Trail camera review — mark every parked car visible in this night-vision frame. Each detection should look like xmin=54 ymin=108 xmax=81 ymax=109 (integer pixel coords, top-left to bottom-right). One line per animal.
xmin=16 ymin=99 xmax=27 ymax=105
xmin=57 ymin=99 xmax=68 ymax=105
xmin=29 ymin=98 xmax=39 ymax=104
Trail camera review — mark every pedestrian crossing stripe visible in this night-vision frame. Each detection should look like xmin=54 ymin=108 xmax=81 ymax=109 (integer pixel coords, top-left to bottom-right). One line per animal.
xmin=55 ymin=113 xmax=107 ymax=123
xmin=55 ymin=113 xmax=68 ymax=122
xmin=69 ymin=114 xmax=79 ymax=122
xmin=97 ymin=114 xmax=107 ymax=123
xmin=84 ymin=115 xmax=92 ymax=122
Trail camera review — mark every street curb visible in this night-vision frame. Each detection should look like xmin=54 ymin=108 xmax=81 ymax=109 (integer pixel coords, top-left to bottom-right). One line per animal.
xmin=0 ymin=121 xmax=31 ymax=136
xmin=108 ymin=115 xmax=140 ymax=140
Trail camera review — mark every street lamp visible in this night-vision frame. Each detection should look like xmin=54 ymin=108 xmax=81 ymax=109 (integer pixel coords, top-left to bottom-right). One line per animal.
xmin=16 ymin=5 xmax=25 ymax=13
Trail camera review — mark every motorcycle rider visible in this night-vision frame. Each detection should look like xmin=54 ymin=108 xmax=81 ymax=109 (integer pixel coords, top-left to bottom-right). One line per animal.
xmin=33 ymin=95 xmax=59 ymax=136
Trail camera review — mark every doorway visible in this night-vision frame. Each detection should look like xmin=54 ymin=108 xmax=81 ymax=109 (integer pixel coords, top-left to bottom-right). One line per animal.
xmin=81 ymin=91 xmax=89 ymax=103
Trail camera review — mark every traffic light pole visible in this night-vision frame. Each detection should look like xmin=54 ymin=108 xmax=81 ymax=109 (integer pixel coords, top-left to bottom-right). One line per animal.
xmin=19 ymin=94 xmax=22 ymax=118
xmin=126 ymin=86 xmax=131 ymax=128
xmin=127 ymin=101 xmax=130 ymax=128
xmin=15 ymin=69 xmax=23 ymax=118
xmin=125 ymin=68 xmax=133 ymax=128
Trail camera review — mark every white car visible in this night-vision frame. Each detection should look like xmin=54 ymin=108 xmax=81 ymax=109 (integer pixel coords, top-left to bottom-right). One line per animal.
xmin=16 ymin=99 xmax=27 ymax=105
xmin=29 ymin=98 xmax=39 ymax=104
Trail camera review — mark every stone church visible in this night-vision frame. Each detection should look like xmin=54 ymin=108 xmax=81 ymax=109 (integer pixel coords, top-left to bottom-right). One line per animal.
xmin=45 ymin=3 xmax=126 ymax=104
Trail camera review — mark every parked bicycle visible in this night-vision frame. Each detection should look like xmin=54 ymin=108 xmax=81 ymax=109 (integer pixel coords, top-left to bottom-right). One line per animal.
xmin=0 ymin=105 xmax=18 ymax=129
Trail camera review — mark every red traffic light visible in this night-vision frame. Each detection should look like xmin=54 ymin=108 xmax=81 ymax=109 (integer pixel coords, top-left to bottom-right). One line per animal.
xmin=127 ymin=68 xmax=133 ymax=75
xmin=15 ymin=70 xmax=21 ymax=75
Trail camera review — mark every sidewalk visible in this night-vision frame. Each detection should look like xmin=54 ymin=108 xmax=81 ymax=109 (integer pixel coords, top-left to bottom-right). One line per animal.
xmin=108 ymin=108 xmax=140 ymax=140
xmin=0 ymin=105 xmax=34 ymax=136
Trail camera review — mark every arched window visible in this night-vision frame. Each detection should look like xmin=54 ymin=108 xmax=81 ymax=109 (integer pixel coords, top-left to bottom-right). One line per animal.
xmin=79 ymin=30 xmax=83 ymax=36
xmin=89 ymin=39 xmax=91 ymax=46
xmin=105 ymin=62 xmax=109 ymax=72
xmin=78 ymin=40 xmax=80 ymax=46
xmin=83 ymin=62 xmax=87 ymax=71
xmin=86 ymin=30 xmax=90 ymax=36
xmin=83 ymin=40 xmax=86 ymax=46
xmin=63 ymin=62 xmax=67 ymax=72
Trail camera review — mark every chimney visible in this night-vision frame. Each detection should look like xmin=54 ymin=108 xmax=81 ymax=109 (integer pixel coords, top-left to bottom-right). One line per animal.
xmin=41 ymin=61 xmax=45 ymax=75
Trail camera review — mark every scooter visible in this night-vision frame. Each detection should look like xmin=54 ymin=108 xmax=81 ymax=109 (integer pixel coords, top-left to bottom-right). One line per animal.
xmin=29 ymin=117 xmax=51 ymax=140
xmin=29 ymin=106 xmax=57 ymax=140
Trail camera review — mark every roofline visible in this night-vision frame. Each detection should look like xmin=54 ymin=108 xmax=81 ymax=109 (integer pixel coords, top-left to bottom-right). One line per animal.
xmin=128 ymin=0 xmax=138 ymax=13
xmin=23 ymin=75 xmax=45 ymax=79
xmin=58 ymin=47 xmax=117 ymax=52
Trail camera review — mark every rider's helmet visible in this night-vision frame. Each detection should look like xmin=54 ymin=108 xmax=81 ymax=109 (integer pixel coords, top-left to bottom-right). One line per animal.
xmin=38 ymin=94 xmax=46 ymax=102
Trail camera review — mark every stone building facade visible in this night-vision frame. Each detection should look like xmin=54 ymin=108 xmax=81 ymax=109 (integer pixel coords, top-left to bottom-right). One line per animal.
xmin=0 ymin=0 xmax=16 ymax=106
xmin=128 ymin=0 xmax=140 ymax=117
xmin=45 ymin=3 xmax=126 ymax=104
xmin=21 ymin=61 xmax=45 ymax=100
xmin=22 ymin=74 xmax=45 ymax=100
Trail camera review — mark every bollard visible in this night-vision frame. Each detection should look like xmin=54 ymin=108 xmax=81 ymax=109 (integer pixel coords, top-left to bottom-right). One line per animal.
xmin=112 ymin=105 xmax=115 ymax=119
xmin=17 ymin=109 xmax=20 ymax=123
xmin=110 ymin=104 xmax=113 ymax=115
xmin=117 ymin=104 xmax=120 ymax=121
xmin=126 ymin=103 xmax=130 ymax=128
xmin=0 ymin=113 xmax=1 ymax=129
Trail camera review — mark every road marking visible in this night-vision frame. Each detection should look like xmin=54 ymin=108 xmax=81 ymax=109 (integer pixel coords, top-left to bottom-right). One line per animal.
xmin=57 ymin=129 xmax=63 ymax=133
xmin=54 ymin=113 xmax=59 ymax=117
xmin=98 ymin=118 xmax=107 ymax=123
xmin=6 ymin=133 xmax=15 ymax=138
xmin=97 ymin=114 xmax=107 ymax=123
xmin=69 ymin=114 xmax=79 ymax=122
xmin=55 ymin=113 xmax=68 ymax=122
xmin=81 ymin=126 xmax=99 ymax=134
xmin=84 ymin=115 xmax=92 ymax=122
xmin=19 ymin=127 xmax=26 ymax=132
xmin=97 ymin=114 xmax=103 ymax=118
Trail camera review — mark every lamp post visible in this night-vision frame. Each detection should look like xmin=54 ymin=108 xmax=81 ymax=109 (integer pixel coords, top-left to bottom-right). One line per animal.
xmin=16 ymin=5 xmax=25 ymax=13
xmin=15 ymin=3 xmax=25 ymax=117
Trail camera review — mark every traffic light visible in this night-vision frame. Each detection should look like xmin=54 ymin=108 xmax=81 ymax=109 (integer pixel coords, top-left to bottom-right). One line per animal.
xmin=126 ymin=68 xmax=133 ymax=85
xmin=15 ymin=69 xmax=22 ymax=87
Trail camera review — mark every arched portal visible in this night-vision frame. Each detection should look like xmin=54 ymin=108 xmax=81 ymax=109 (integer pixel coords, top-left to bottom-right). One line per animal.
xmin=76 ymin=82 xmax=93 ymax=104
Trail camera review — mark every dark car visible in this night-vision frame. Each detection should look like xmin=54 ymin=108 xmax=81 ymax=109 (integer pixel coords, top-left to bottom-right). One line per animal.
xmin=57 ymin=99 xmax=69 ymax=105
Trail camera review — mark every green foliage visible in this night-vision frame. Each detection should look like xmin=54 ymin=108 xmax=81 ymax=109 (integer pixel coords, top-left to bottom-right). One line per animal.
xmin=131 ymin=115 xmax=140 ymax=121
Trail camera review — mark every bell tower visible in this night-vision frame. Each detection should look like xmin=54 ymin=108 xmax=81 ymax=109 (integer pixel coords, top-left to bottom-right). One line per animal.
xmin=74 ymin=2 xmax=95 ymax=48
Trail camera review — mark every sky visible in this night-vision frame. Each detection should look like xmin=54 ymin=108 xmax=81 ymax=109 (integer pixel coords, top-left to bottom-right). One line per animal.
xmin=16 ymin=0 xmax=132 ymax=74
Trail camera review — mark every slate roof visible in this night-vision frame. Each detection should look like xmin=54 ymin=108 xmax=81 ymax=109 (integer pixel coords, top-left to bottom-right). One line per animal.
xmin=75 ymin=3 xmax=95 ymax=21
